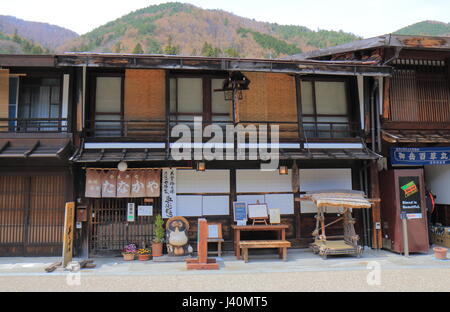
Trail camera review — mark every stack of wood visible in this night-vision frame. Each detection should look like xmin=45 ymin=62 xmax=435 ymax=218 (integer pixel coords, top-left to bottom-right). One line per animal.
xmin=45 ymin=260 xmax=96 ymax=273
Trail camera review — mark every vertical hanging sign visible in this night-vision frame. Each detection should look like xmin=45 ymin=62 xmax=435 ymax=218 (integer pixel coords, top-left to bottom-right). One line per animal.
xmin=62 ymin=202 xmax=75 ymax=267
xmin=162 ymin=168 xmax=177 ymax=218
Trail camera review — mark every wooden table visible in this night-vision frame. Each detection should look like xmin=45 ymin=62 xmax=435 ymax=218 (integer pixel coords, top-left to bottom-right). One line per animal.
xmin=231 ymin=224 xmax=289 ymax=260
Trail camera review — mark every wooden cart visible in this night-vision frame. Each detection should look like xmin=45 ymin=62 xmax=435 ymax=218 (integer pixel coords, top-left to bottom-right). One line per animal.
xmin=301 ymin=191 xmax=373 ymax=259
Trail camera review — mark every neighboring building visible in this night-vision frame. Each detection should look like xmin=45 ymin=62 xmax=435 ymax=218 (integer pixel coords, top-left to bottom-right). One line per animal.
xmin=0 ymin=53 xmax=390 ymax=257
xmin=292 ymin=34 xmax=450 ymax=249
xmin=0 ymin=55 xmax=74 ymax=256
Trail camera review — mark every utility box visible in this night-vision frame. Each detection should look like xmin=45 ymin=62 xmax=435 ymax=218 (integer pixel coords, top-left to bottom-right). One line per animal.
xmin=379 ymin=169 xmax=429 ymax=254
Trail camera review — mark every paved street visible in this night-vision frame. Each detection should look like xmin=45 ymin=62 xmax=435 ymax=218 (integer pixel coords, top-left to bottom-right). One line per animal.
xmin=0 ymin=248 xmax=449 ymax=292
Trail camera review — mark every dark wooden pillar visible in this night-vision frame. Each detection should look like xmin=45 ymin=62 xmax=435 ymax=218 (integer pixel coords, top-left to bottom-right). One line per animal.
xmin=370 ymin=161 xmax=382 ymax=249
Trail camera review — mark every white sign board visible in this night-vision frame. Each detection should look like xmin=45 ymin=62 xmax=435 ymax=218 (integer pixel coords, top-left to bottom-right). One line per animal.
xmin=162 ymin=168 xmax=177 ymax=218
xmin=269 ymin=209 xmax=281 ymax=224
xmin=248 ymin=204 xmax=268 ymax=219
xmin=138 ymin=205 xmax=153 ymax=216
xmin=208 ymin=225 xmax=219 ymax=239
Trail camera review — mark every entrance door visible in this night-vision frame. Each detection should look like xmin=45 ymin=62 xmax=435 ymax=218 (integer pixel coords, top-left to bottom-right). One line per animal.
xmin=0 ymin=174 xmax=67 ymax=256
xmin=89 ymin=198 xmax=158 ymax=255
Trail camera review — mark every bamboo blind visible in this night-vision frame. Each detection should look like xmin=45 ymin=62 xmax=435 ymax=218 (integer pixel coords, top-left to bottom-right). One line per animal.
xmin=0 ymin=69 xmax=9 ymax=131
xmin=239 ymin=72 xmax=298 ymax=139
xmin=124 ymin=69 xmax=166 ymax=137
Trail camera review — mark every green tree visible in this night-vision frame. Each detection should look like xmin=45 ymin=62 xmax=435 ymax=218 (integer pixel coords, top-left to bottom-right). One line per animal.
xmin=201 ymin=42 xmax=222 ymax=57
xmin=163 ymin=36 xmax=180 ymax=55
xmin=132 ymin=43 xmax=144 ymax=54
xmin=113 ymin=41 xmax=123 ymax=53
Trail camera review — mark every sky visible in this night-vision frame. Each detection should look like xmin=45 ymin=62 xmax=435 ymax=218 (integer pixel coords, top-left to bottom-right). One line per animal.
xmin=1 ymin=0 xmax=450 ymax=38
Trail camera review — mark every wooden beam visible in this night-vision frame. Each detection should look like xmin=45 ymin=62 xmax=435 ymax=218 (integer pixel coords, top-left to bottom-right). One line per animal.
xmin=0 ymin=140 xmax=10 ymax=154
xmin=24 ymin=141 xmax=40 ymax=158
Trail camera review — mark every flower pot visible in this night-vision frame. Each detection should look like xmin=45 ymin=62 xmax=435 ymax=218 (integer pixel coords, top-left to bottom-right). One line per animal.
xmin=122 ymin=253 xmax=135 ymax=261
xmin=433 ymin=247 xmax=448 ymax=260
xmin=137 ymin=254 xmax=151 ymax=261
xmin=152 ymin=242 xmax=163 ymax=257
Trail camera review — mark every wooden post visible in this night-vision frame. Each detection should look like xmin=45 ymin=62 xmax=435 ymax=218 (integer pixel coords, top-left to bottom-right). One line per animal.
xmin=402 ymin=218 xmax=409 ymax=257
xmin=370 ymin=161 xmax=382 ymax=249
xmin=185 ymin=219 xmax=219 ymax=270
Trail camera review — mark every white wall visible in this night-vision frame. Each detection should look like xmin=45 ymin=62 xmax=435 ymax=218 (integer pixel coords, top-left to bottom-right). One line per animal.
xmin=236 ymin=169 xmax=292 ymax=193
xmin=236 ymin=170 xmax=294 ymax=215
xmin=425 ymin=165 xmax=450 ymax=205
xmin=177 ymin=169 xmax=230 ymax=193
xmin=300 ymin=168 xmax=352 ymax=213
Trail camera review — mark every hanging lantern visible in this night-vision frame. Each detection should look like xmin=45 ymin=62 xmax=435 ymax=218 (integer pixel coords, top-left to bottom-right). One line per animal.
xmin=196 ymin=161 xmax=206 ymax=172
xmin=279 ymin=166 xmax=289 ymax=175
xmin=219 ymin=72 xmax=251 ymax=101
xmin=118 ymin=161 xmax=128 ymax=172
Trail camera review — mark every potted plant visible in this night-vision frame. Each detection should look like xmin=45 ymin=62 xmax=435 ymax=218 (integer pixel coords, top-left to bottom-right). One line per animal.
xmin=136 ymin=248 xmax=152 ymax=261
xmin=122 ymin=243 xmax=137 ymax=261
xmin=152 ymin=214 xmax=165 ymax=257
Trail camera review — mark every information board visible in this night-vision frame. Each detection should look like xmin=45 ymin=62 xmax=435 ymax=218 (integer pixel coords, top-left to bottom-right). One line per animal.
xmin=233 ymin=202 xmax=247 ymax=222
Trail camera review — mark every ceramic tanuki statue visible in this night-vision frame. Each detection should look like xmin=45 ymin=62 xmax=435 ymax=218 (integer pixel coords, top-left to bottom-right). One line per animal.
xmin=165 ymin=216 xmax=193 ymax=257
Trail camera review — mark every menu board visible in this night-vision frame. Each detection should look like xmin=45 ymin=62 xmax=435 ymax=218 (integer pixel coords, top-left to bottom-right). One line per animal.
xmin=399 ymin=176 xmax=423 ymax=219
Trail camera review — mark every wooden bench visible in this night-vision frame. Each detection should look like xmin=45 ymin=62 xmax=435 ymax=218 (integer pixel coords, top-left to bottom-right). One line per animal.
xmin=239 ymin=240 xmax=291 ymax=263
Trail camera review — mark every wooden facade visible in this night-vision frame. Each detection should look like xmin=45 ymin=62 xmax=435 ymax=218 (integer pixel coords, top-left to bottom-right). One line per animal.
xmin=298 ymin=34 xmax=450 ymax=234
xmin=0 ymin=170 xmax=71 ymax=256
xmin=388 ymin=60 xmax=450 ymax=124
xmin=0 ymin=53 xmax=388 ymax=257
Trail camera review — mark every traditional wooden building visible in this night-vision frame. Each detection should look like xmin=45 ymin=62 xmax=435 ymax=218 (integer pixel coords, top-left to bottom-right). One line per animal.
xmin=0 ymin=53 xmax=391 ymax=257
xmin=0 ymin=55 xmax=75 ymax=256
xmin=293 ymin=34 xmax=450 ymax=246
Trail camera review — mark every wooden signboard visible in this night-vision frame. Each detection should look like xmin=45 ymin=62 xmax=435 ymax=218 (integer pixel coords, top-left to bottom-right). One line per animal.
xmin=62 ymin=202 xmax=75 ymax=267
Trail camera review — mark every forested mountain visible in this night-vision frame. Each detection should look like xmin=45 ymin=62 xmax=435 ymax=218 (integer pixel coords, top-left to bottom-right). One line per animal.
xmin=0 ymin=15 xmax=78 ymax=51
xmin=0 ymin=30 xmax=49 ymax=54
xmin=59 ymin=2 xmax=361 ymax=58
xmin=6 ymin=3 xmax=449 ymax=58
xmin=395 ymin=20 xmax=450 ymax=37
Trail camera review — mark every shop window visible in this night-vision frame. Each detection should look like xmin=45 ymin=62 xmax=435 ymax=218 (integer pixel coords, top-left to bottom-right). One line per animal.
xmin=170 ymin=76 xmax=231 ymax=124
xmin=175 ymin=170 xmax=230 ymax=217
xmin=236 ymin=169 xmax=294 ymax=215
xmin=94 ymin=76 xmax=123 ymax=136
xmin=8 ymin=77 xmax=19 ymax=130
xmin=300 ymin=79 xmax=351 ymax=138
xmin=18 ymin=77 xmax=62 ymax=131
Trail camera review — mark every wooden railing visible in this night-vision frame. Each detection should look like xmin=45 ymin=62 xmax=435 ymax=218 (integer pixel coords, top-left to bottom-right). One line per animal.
xmin=85 ymin=119 xmax=358 ymax=141
xmin=0 ymin=118 xmax=69 ymax=133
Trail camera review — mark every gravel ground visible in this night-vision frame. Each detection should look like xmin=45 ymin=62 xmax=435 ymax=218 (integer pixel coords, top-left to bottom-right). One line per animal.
xmin=0 ymin=248 xmax=448 ymax=292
